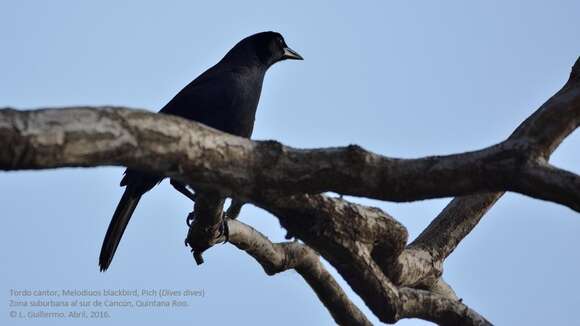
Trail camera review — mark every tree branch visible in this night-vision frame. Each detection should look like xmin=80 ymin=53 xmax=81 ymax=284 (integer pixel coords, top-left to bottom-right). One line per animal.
xmin=225 ymin=219 xmax=373 ymax=326
xmin=398 ymin=288 xmax=492 ymax=326
xmin=260 ymin=194 xmax=407 ymax=322
xmin=0 ymin=106 xmax=578 ymax=212
xmin=257 ymin=193 xmax=488 ymax=324
xmin=516 ymin=161 xmax=580 ymax=210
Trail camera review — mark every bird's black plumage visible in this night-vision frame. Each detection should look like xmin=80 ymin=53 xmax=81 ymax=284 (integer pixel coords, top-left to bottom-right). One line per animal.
xmin=99 ymin=31 xmax=302 ymax=271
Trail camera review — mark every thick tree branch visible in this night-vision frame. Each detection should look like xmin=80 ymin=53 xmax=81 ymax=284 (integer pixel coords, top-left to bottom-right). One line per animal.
xmin=225 ymin=219 xmax=372 ymax=326
xmin=516 ymin=161 xmax=580 ymax=210
xmin=0 ymin=104 xmax=578 ymax=212
xmin=261 ymin=194 xmax=407 ymax=322
xmin=257 ymin=194 xmax=486 ymax=324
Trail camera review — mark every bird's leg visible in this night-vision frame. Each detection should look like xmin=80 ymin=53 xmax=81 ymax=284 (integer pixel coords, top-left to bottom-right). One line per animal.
xmin=170 ymin=179 xmax=198 ymax=226
xmin=170 ymin=179 xmax=197 ymax=202
xmin=225 ymin=199 xmax=244 ymax=220
xmin=219 ymin=212 xmax=230 ymax=244
xmin=219 ymin=199 xmax=244 ymax=243
xmin=184 ymin=211 xmax=196 ymax=246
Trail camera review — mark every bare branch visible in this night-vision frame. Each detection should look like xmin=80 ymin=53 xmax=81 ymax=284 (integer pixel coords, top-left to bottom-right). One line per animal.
xmin=251 ymin=194 xmax=488 ymax=325
xmin=430 ymin=278 xmax=459 ymax=300
xmin=398 ymin=288 xmax=492 ymax=326
xmin=258 ymin=194 xmax=406 ymax=322
xmin=510 ymin=56 xmax=580 ymax=153
xmin=516 ymin=161 xmax=580 ymax=210
xmin=226 ymin=219 xmax=372 ymax=326
xmin=411 ymin=193 xmax=502 ymax=261
xmin=1 ymin=106 xmax=578 ymax=211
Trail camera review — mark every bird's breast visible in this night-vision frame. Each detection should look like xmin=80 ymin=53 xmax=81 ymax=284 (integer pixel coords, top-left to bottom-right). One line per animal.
xmin=224 ymin=74 xmax=263 ymax=137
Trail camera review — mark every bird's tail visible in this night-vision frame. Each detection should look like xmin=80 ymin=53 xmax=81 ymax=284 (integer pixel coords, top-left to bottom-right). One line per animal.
xmin=99 ymin=186 xmax=142 ymax=272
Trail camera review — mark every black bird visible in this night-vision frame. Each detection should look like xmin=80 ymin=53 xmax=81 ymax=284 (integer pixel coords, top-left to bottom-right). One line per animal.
xmin=99 ymin=31 xmax=303 ymax=271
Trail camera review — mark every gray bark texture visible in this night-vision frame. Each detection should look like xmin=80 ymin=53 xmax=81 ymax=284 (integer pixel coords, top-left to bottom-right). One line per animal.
xmin=1 ymin=57 xmax=578 ymax=325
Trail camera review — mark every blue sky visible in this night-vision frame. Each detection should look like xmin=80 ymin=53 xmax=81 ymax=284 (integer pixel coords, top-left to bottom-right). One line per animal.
xmin=1 ymin=1 xmax=579 ymax=325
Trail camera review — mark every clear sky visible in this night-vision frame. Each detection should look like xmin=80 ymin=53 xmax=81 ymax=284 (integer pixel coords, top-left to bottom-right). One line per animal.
xmin=1 ymin=1 xmax=579 ymax=325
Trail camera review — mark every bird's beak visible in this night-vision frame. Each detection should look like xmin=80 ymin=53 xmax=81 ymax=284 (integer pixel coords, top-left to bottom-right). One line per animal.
xmin=282 ymin=47 xmax=304 ymax=60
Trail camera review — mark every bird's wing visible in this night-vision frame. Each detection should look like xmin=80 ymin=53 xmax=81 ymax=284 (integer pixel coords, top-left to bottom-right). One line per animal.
xmin=159 ymin=68 xmax=237 ymax=122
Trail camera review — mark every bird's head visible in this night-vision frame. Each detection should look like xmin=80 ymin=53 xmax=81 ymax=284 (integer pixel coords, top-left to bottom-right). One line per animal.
xmin=225 ymin=31 xmax=303 ymax=68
